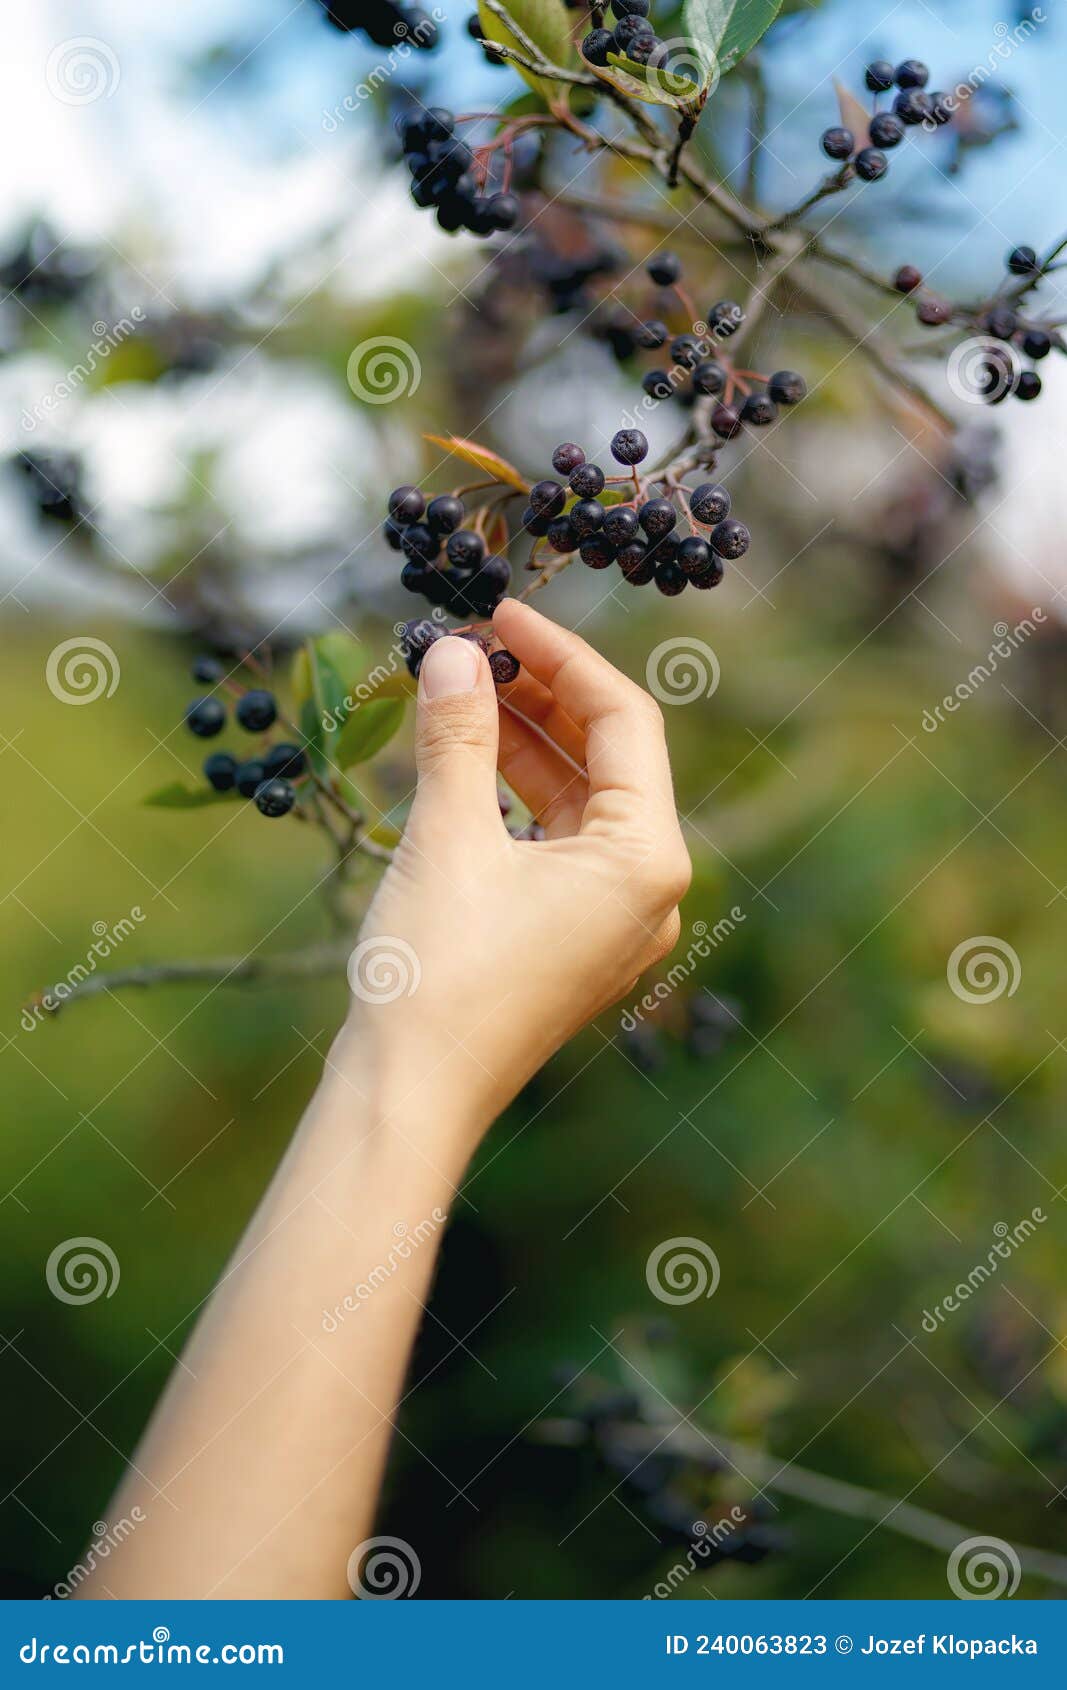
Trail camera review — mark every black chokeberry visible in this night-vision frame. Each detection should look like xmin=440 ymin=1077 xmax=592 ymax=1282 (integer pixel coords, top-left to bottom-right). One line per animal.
xmin=869 ymin=112 xmax=904 ymax=148
xmin=388 ymin=484 xmax=425 ymax=524
xmin=603 ymin=505 xmax=639 ymax=546
xmin=643 ymin=369 xmax=672 ymax=400
xmin=401 ymin=522 xmax=437 ymax=563
xmin=647 ymin=252 xmax=681 ymax=286
xmin=1022 ymin=329 xmax=1051 ymax=359
xmin=740 ymin=392 xmax=778 ymax=425
xmin=670 ymin=334 xmax=701 ymax=369
xmin=612 ymin=15 xmax=645 ymax=51
xmin=186 ymin=696 xmax=226 ymax=738
xmin=681 ymin=541 xmax=724 ymax=589
xmin=636 ymin=319 xmax=669 ymax=349
xmin=916 ymin=297 xmax=951 ymax=325
xmin=895 ymin=59 xmax=929 ymax=89
xmin=401 ymin=618 xmax=443 ymax=675
xmin=522 ymin=505 xmax=550 ymax=537
xmin=383 ymin=517 xmax=405 ymax=551
xmin=821 ymin=127 xmax=854 ymax=161
xmin=692 ymin=360 xmax=725 ymax=396
xmin=610 ymin=429 xmax=648 ymax=465
xmin=1015 ymin=370 xmax=1042 ymax=401
xmin=235 ymin=759 xmax=266 ymax=798
xmin=894 ymin=89 xmax=931 ymax=125
xmin=236 ymin=689 xmax=277 ymax=732
xmin=654 ymin=558 xmax=687 ymax=596
xmin=639 ymin=498 xmax=677 ymax=539
xmin=579 ymin=534 xmax=616 ymax=569
xmin=689 ymin=482 xmax=731 ymax=524
xmin=570 ymin=461 xmax=606 ymax=497
xmin=401 ymin=559 xmax=431 ymax=594
xmin=767 ymin=370 xmax=806 ymax=405
xmin=426 ymin=494 xmax=464 ymax=536
xmin=926 ymin=92 xmax=953 ymax=126
xmin=547 ymin=513 xmax=578 ymax=553
xmin=854 ymin=147 xmax=888 ymax=182
xmin=984 ymin=305 xmax=1017 ymax=340
xmin=489 ymin=649 xmax=521 ymax=684
xmin=707 ymin=300 xmax=743 ymax=338
xmin=582 ymin=28 xmax=614 ymax=65
xmin=711 ymin=403 xmax=741 ymax=439
xmin=463 ymin=553 xmax=511 ymax=613
xmin=571 ymin=498 xmax=605 ymax=537
xmin=204 ymin=751 xmax=237 ymax=791
xmin=675 ymin=535 xmax=712 ymax=578
xmin=191 ymin=654 xmax=224 ymax=684
xmin=254 ymin=778 xmax=296 ymax=818
xmin=1007 ymin=244 xmax=1039 ymax=275
xmin=710 ymin=518 xmax=750 ymax=559
xmin=893 ymin=264 xmax=923 ymax=293
xmin=617 ymin=540 xmax=655 ymax=583
xmin=552 ymin=442 xmax=585 ymax=476
xmin=612 ymin=0 xmax=650 ymax=16
xmin=487 ymin=192 xmax=520 ymax=231
xmin=446 ymin=528 xmax=485 ymax=568
xmin=865 ymin=60 xmax=895 ymax=92
xmin=264 ymin=743 xmax=306 ymax=780
xmin=529 ymin=478 xmax=566 ymax=516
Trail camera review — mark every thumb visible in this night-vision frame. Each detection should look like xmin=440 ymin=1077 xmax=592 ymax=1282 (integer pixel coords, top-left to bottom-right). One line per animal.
xmin=412 ymin=635 xmax=502 ymax=830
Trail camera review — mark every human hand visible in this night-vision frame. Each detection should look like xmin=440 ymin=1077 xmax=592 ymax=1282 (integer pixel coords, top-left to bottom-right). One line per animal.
xmin=336 ymin=598 xmax=691 ymax=1149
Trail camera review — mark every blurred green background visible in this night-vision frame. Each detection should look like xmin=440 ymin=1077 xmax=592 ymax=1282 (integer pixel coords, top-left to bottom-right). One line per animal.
xmin=2 ymin=0 xmax=1066 ymax=1601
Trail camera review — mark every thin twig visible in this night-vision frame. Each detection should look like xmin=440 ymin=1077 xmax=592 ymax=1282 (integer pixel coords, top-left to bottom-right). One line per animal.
xmin=33 ymin=941 xmax=356 ymax=1014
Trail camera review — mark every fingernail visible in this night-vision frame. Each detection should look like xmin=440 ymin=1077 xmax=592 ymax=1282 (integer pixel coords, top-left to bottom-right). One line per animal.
xmin=420 ymin=636 xmax=480 ymax=699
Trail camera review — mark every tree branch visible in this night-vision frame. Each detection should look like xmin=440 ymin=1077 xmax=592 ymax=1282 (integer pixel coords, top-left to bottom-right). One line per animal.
xmin=32 ymin=941 xmax=355 ymax=1016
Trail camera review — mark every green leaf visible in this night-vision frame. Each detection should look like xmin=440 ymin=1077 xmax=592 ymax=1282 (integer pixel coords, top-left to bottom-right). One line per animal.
xmin=602 ymin=51 xmax=706 ymax=108
xmin=144 ymin=782 xmax=235 ymax=810
xmin=476 ymin=0 xmax=575 ymax=103
xmin=334 ymin=698 xmax=406 ymax=770
xmin=683 ymin=0 xmax=784 ymax=76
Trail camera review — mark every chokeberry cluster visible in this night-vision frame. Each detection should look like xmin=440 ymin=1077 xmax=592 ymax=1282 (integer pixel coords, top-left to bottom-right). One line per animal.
xmin=580 ymin=0 xmax=673 ymax=72
xmin=387 ymin=484 xmax=513 ymax=615
xmin=183 ymin=658 xmax=307 ymax=819
xmin=398 ymin=615 xmax=521 ymax=687
xmin=819 ymin=58 xmax=951 ymax=185
xmin=899 ymin=245 xmax=1063 ymax=405
xmin=315 ymin=0 xmax=438 ymax=50
xmin=398 ymin=108 xmax=519 ymax=237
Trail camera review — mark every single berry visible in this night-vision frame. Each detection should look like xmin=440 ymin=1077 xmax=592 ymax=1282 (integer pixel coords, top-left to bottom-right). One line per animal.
xmin=401 ymin=618 xmax=443 ymax=676
xmin=571 ymin=498 xmax=605 ymax=537
xmin=1007 ymin=244 xmax=1039 ymax=275
xmin=647 ymin=252 xmax=681 ymax=286
xmin=916 ymin=297 xmax=951 ymax=326
xmin=383 ymin=517 xmax=405 ymax=551
xmin=191 ymin=654 xmax=224 ymax=684
xmin=612 ymin=0 xmax=650 ymax=16
xmin=869 ymin=112 xmax=904 ymax=148
xmin=681 ymin=544 xmax=724 ymax=589
xmin=895 ymin=58 xmax=929 ymax=89
xmin=854 ymin=147 xmax=888 ymax=182
xmin=767 ymin=370 xmax=806 ymax=405
xmin=693 ymin=360 xmax=725 ymax=396
xmin=254 ymin=778 xmax=296 ymax=818
xmin=654 ymin=558 xmax=687 ymax=596
xmin=581 ymin=28 xmax=614 ymax=65
xmin=707 ymin=300 xmax=743 ymax=338
xmin=1015 ymin=370 xmax=1042 ymax=401
xmin=521 ymin=505 xmax=550 ymax=537
xmin=185 ymin=696 xmax=226 ymax=738
xmin=235 ymin=759 xmax=266 ymax=798
xmin=579 ymin=534 xmax=616 ymax=569
xmin=204 ymin=751 xmax=237 ymax=791
xmin=636 ymin=319 xmax=669 ymax=349
xmin=689 ymin=483 xmax=731 ymax=525
xmin=675 ymin=535 xmax=712 ymax=578
xmin=426 ymin=494 xmax=464 ymax=536
xmin=865 ymin=59 xmax=895 ymax=92
xmin=1022 ymin=329 xmax=1051 ymax=360
xmin=610 ymin=429 xmax=649 ymax=465
xmin=642 ymin=369 xmax=673 ymax=400
xmin=603 ymin=505 xmax=639 ymax=546
xmin=388 ymin=484 xmax=425 ymax=524
xmin=617 ymin=540 xmax=655 ymax=584
xmin=639 ymin=497 xmax=677 ymax=539
xmin=670 ymin=334 xmax=701 ymax=369
xmin=612 ymin=15 xmax=646 ymax=51
xmin=893 ymin=264 xmax=923 ymax=293
xmin=894 ymin=89 xmax=932 ymax=125
xmin=821 ymin=126 xmax=854 ymax=161
xmin=529 ymin=478 xmax=567 ymax=516
xmin=236 ymin=689 xmax=277 ymax=732
xmin=487 ymin=192 xmax=520 ymax=231
xmin=547 ymin=513 xmax=578 ymax=553
xmin=984 ymin=304 xmax=1017 ymax=340
xmin=710 ymin=518 xmax=750 ymax=559
xmin=400 ymin=559 xmax=431 ymax=594
xmin=401 ymin=522 xmax=437 ymax=563
xmin=740 ymin=392 xmax=778 ymax=425
xmin=570 ymin=461 xmax=606 ymax=497
xmin=464 ymin=554 xmax=511 ymax=613
xmin=263 ymin=743 xmax=306 ymax=780
xmin=446 ymin=528 xmax=486 ymax=569
xmin=552 ymin=442 xmax=585 ymax=476
xmin=711 ymin=403 xmax=741 ymax=439
xmin=489 ymin=649 xmax=520 ymax=684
